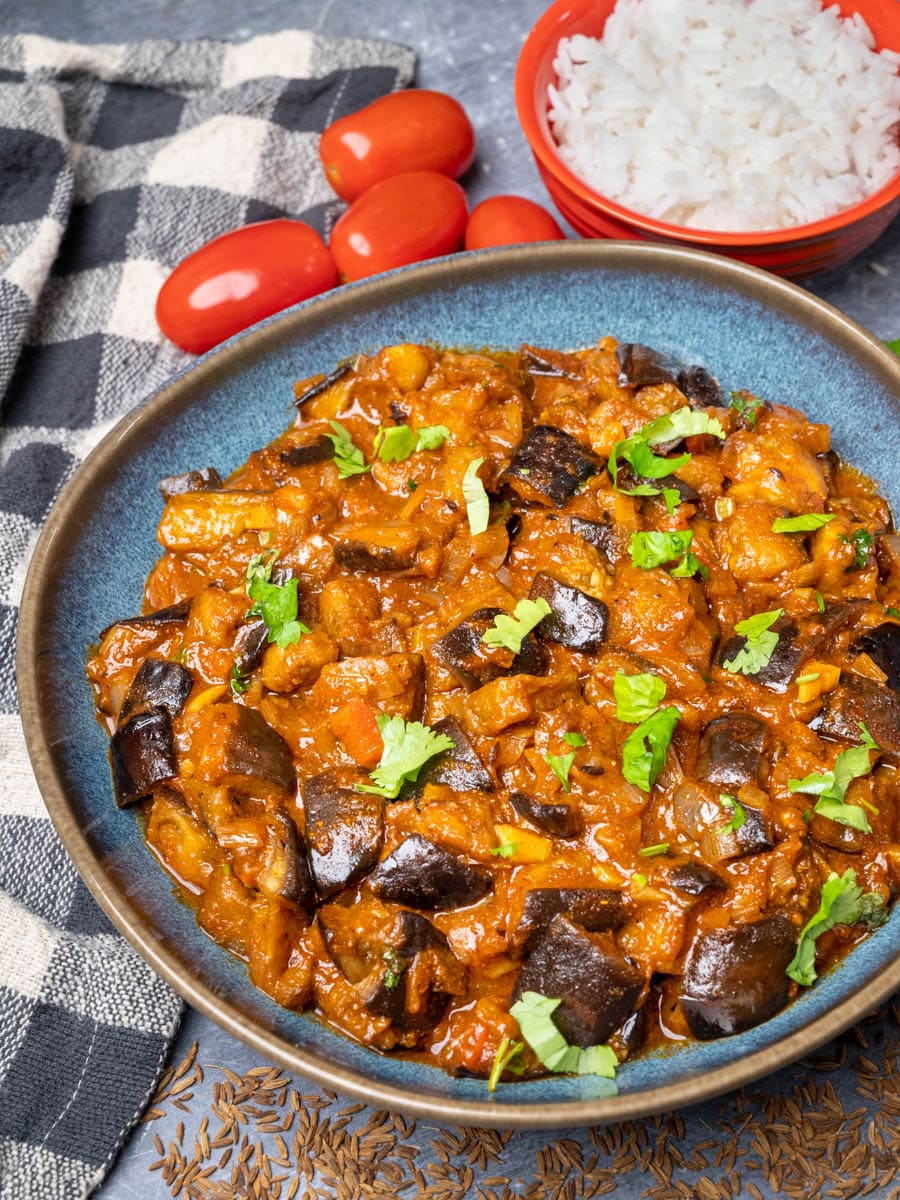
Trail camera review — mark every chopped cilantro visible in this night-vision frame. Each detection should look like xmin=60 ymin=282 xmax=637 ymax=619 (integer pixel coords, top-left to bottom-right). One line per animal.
xmin=327 ymin=420 xmax=370 ymax=478
xmin=608 ymin=406 xmax=724 ymax=499
xmin=845 ymin=528 xmax=874 ymax=571
xmin=462 ymin=457 xmax=490 ymax=536
xmin=816 ymin=591 xmax=826 ymax=613
xmin=245 ymin=551 xmax=310 ymax=648
xmin=719 ymin=794 xmax=746 ymax=834
xmin=407 ymin=478 xmax=418 ymax=492
xmin=772 ymin=513 xmax=836 ymax=533
xmin=629 ymin=530 xmax=707 ymax=580
xmin=487 ymin=1037 xmax=524 ymax=1092
xmin=728 ymin=390 xmax=765 ymax=425
xmin=788 ymin=723 xmax=878 ymax=832
xmin=357 ymin=715 xmax=455 ymax=799
xmin=546 ymin=751 xmax=576 ymax=793
xmin=638 ymin=843 xmax=669 ymax=858
xmin=663 ymin=487 xmax=681 ymax=514
xmin=563 ymin=731 xmax=586 ymax=748
xmin=631 ymin=872 xmax=648 ymax=888
xmin=721 ymin=608 xmax=783 ymax=676
xmin=482 ymin=597 xmax=551 ymax=654
xmin=795 ymin=672 xmax=820 ymax=684
xmin=229 ymin=662 xmax=250 ymax=696
xmin=415 ymin=424 xmax=451 ymax=451
xmin=614 ymin=670 xmax=667 ymax=724
xmin=374 ymin=424 xmax=416 ymax=463
xmin=491 ymin=840 xmax=517 ymax=858
xmin=621 ymin=706 xmax=681 ymax=792
xmin=885 ymin=338 xmax=900 ymax=356
xmin=787 ymin=869 xmax=887 ymax=986
xmin=887 ymin=606 xmax=900 ymax=618
xmin=509 ymin=992 xmax=617 ymax=1080
xmin=382 ymin=946 xmax=404 ymax=990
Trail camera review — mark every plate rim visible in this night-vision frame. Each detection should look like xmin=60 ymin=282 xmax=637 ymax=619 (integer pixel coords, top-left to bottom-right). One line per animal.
xmin=16 ymin=240 xmax=900 ymax=1128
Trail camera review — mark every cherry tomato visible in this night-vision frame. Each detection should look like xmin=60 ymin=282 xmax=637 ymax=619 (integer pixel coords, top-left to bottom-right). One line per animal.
xmin=330 ymin=171 xmax=468 ymax=282
xmin=156 ymin=220 xmax=337 ymax=354
xmin=319 ymin=89 xmax=475 ymax=203
xmin=464 ymin=195 xmax=566 ymax=250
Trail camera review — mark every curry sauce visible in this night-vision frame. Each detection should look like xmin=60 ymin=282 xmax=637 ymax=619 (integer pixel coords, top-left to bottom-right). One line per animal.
xmin=86 ymin=337 xmax=899 ymax=1084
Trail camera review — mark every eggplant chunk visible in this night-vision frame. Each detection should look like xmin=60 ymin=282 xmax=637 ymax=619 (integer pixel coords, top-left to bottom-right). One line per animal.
xmin=281 ymin=436 xmax=334 ymax=467
xmin=119 ymin=658 xmax=193 ymax=724
xmin=332 ymin=521 xmax=420 ymax=573
xmin=505 ymin=425 xmax=601 ymax=507
xmin=304 ymin=773 xmax=384 ymax=899
xmin=529 ymin=572 xmax=608 ymax=653
xmin=417 ymin=716 xmax=493 ymax=793
xmin=676 ymin=364 xmax=725 ymax=408
xmin=433 ymin=607 xmax=547 ymax=690
xmin=222 ymin=705 xmax=295 ymax=791
xmin=158 ymin=466 xmax=223 ymax=499
xmin=258 ymin=811 xmax=314 ymax=907
xmin=111 ymin=708 xmax=177 ymax=807
xmin=515 ymin=888 xmax=627 ymax=950
xmin=814 ymin=673 xmax=900 ymax=756
xmin=233 ymin=619 xmax=269 ymax=678
xmin=718 ymin=616 xmax=803 ymax=692
xmin=679 ymin=914 xmax=796 ymax=1039
xmin=669 ymin=861 xmax=728 ymax=896
xmin=367 ymin=834 xmax=491 ymax=910
xmin=293 ymin=361 xmax=352 ymax=408
xmin=99 ymin=599 xmax=191 ymax=639
xmin=570 ymin=516 xmax=614 ymax=560
xmin=616 ymin=343 xmax=677 ymax=389
xmin=521 ymin=344 xmax=583 ymax=380
xmin=851 ymin=622 xmax=900 ymax=692
xmin=808 ymin=812 xmax=867 ymax=854
xmin=510 ymin=790 xmax=581 ymax=838
xmin=511 ymin=914 xmax=643 ymax=1047
xmin=695 ymin=713 xmax=767 ymax=789
xmin=359 ymin=909 xmax=462 ymax=1031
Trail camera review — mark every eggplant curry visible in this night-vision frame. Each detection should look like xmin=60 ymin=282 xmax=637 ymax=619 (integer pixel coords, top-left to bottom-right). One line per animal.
xmin=87 ymin=337 xmax=899 ymax=1086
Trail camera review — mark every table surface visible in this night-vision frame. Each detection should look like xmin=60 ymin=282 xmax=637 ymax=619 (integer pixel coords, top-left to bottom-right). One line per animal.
xmin=3 ymin=0 xmax=899 ymax=1196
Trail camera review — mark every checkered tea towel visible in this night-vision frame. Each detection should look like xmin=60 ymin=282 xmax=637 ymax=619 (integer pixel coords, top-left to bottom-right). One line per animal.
xmin=0 ymin=30 xmax=415 ymax=1199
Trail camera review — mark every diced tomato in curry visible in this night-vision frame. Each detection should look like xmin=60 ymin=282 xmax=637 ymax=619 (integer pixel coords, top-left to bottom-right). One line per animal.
xmin=87 ymin=337 xmax=899 ymax=1083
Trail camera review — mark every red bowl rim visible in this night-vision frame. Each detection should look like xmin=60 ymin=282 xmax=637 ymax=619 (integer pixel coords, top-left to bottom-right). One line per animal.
xmin=515 ymin=0 xmax=900 ymax=247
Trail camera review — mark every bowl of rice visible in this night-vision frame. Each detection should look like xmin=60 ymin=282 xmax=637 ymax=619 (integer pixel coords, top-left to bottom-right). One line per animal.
xmin=515 ymin=0 xmax=900 ymax=277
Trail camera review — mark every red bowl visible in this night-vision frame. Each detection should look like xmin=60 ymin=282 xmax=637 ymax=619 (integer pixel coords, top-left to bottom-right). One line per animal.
xmin=515 ymin=0 xmax=900 ymax=278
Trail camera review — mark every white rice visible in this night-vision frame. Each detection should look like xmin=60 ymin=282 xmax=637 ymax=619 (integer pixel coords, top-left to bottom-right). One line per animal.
xmin=548 ymin=0 xmax=900 ymax=232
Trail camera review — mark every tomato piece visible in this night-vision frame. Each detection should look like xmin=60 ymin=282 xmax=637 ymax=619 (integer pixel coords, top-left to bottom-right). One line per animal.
xmin=156 ymin=220 xmax=337 ymax=354
xmin=319 ymin=89 xmax=475 ymax=203
xmin=464 ymin=195 xmax=566 ymax=250
xmin=330 ymin=172 xmax=468 ymax=282
xmin=330 ymin=699 xmax=384 ymax=769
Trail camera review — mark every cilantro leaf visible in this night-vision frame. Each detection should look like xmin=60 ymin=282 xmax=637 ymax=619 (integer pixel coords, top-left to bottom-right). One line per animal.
xmin=375 ymin=424 xmax=416 ymax=463
xmin=719 ymin=794 xmax=746 ymax=834
xmin=509 ymin=992 xmax=618 ymax=1080
xmin=845 ymin=528 xmax=874 ymax=571
xmin=327 ymin=420 xmax=370 ymax=478
xmin=772 ymin=513 xmax=836 ymax=533
xmin=614 ymin=670 xmax=667 ymax=724
xmin=482 ymin=598 xmax=551 ymax=654
xmin=492 ymin=840 xmax=517 ymax=858
xmin=563 ymin=731 xmax=586 ymax=748
xmin=629 ymin=530 xmax=707 ymax=580
xmin=787 ymin=869 xmax=886 ymax=986
xmin=721 ymin=608 xmax=783 ymax=675
xmin=546 ymin=751 xmax=576 ymax=792
xmin=728 ymin=390 xmax=765 ymax=426
xmin=788 ymin=723 xmax=877 ymax=832
xmin=245 ymin=552 xmax=310 ymax=648
xmin=816 ymin=591 xmax=826 ymax=613
xmin=487 ymin=1037 xmax=524 ymax=1092
xmin=357 ymin=715 xmax=455 ymax=799
xmin=462 ymin=457 xmax=490 ymax=536
xmin=229 ymin=662 xmax=250 ymax=695
xmin=608 ymin=406 xmax=724 ymax=499
xmin=416 ymin=424 xmax=451 ymax=451
xmin=638 ymin=842 xmax=669 ymax=858
xmin=621 ymin=706 xmax=681 ymax=792
xmin=885 ymin=338 xmax=900 ymax=356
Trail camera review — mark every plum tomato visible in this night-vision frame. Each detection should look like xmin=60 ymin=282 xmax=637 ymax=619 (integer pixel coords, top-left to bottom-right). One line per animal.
xmin=330 ymin=171 xmax=468 ymax=282
xmin=319 ymin=89 xmax=475 ymax=202
xmin=156 ymin=220 xmax=337 ymax=354
xmin=464 ymin=195 xmax=565 ymax=250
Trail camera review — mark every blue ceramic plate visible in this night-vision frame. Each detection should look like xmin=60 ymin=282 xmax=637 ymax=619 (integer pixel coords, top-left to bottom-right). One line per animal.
xmin=18 ymin=242 xmax=900 ymax=1127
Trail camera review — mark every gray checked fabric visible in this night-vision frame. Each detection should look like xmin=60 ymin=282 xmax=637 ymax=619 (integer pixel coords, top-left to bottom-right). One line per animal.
xmin=0 ymin=30 xmax=414 ymax=1199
